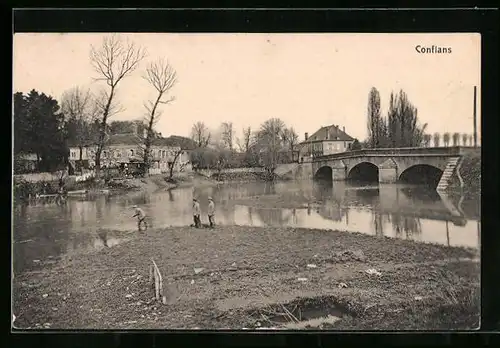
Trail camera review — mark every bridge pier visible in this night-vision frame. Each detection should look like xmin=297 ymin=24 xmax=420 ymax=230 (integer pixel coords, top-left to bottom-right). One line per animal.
xmin=331 ymin=161 xmax=347 ymax=181
xmin=378 ymin=158 xmax=398 ymax=184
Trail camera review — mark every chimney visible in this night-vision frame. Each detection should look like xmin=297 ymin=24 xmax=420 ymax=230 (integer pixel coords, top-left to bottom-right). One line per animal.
xmin=342 ymin=126 xmax=345 ymax=132
xmin=304 ymin=132 xmax=308 ymax=140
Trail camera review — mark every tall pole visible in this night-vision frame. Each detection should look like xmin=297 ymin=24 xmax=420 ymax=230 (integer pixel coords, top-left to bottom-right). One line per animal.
xmin=473 ymin=85 xmax=477 ymax=147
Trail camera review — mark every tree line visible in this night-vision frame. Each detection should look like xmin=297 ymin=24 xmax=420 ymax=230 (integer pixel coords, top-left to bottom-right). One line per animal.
xmin=188 ymin=118 xmax=299 ymax=178
xmin=365 ymin=87 xmax=474 ymax=149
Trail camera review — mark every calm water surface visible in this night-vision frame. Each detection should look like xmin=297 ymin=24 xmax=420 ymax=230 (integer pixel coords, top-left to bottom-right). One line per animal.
xmin=13 ymin=180 xmax=480 ymax=274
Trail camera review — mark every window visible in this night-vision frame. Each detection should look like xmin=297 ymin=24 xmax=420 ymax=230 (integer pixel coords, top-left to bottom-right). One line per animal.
xmin=130 ymin=149 xmax=134 ymax=156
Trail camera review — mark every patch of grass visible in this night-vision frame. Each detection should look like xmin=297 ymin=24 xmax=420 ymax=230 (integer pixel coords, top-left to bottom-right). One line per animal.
xmin=450 ymin=152 xmax=481 ymax=193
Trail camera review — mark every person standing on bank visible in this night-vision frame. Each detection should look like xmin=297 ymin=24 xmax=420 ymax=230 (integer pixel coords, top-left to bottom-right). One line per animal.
xmin=207 ymin=196 xmax=216 ymax=228
xmin=192 ymin=198 xmax=201 ymax=228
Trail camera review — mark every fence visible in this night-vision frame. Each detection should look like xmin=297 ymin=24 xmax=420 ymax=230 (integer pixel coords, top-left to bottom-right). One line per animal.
xmin=73 ymin=171 xmax=95 ymax=182
xmin=14 ymin=171 xmax=65 ymax=183
xmin=148 ymin=168 xmax=162 ymax=175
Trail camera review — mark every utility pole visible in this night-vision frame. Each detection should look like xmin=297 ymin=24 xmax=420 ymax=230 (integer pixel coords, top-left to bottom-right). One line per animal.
xmin=473 ymin=85 xmax=477 ymax=147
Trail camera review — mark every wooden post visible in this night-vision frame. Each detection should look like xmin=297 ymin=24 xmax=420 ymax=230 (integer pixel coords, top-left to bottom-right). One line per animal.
xmin=473 ymin=86 xmax=477 ymax=147
xmin=151 ymin=258 xmax=165 ymax=303
xmin=446 ymin=220 xmax=450 ymax=247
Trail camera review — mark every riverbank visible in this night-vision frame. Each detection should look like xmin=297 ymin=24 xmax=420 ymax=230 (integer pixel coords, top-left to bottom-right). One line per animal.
xmin=12 ymin=225 xmax=479 ymax=330
xmin=449 ymin=152 xmax=481 ymax=194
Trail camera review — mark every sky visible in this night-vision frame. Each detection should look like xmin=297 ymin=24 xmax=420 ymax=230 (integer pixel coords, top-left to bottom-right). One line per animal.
xmin=13 ymin=33 xmax=481 ymax=143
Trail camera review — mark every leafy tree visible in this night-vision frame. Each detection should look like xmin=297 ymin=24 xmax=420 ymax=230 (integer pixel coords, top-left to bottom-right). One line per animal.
xmin=423 ymin=134 xmax=432 ymax=147
xmin=365 ymin=89 xmax=426 ymax=148
xmin=366 ymin=87 xmax=383 ymax=148
xmin=433 ymin=132 xmax=441 ymax=147
xmin=13 ymin=90 xmax=67 ymax=172
xmin=462 ymin=133 xmax=468 ymax=146
xmin=351 ymin=139 xmax=362 ymax=150
xmin=443 ymin=132 xmax=451 ymax=147
xmin=386 ymin=90 xmax=426 ymax=147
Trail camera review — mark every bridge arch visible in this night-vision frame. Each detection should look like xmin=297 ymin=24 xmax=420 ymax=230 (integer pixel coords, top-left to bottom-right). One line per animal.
xmin=398 ymin=164 xmax=443 ymax=188
xmin=347 ymin=161 xmax=379 ymax=183
xmin=314 ymin=165 xmax=333 ymax=181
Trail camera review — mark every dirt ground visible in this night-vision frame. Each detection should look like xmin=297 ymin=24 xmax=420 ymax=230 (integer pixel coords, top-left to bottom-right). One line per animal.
xmin=12 ymin=226 xmax=480 ymax=330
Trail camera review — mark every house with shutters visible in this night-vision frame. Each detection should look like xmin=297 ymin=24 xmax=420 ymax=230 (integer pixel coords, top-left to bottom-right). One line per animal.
xmin=298 ymin=124 xmax=355 ymax=162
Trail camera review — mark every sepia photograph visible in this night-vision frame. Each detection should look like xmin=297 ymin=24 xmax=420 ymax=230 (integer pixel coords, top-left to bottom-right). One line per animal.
xmin=12 ymin=32 xmax=480 ymax=330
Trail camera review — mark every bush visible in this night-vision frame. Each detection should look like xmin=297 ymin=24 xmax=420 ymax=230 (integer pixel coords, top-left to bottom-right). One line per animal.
xmin=13 ymin=178 xmax=58 ymax=202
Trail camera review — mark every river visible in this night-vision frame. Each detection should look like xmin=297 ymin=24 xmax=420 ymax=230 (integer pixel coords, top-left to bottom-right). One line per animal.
xmin=12 ymin=180 xmax=480 ymax=274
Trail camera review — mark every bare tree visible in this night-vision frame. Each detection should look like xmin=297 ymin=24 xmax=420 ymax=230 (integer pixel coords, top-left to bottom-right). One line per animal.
xmin=191 ymin=121 xmax=211 ymax=148
xmin=462 ymin=133 xmax=468 ymax=146
xmin=237 ymin=126 xmax=253 ymax=153
xmin=443 ymin=132 xmax=451 ymax=147
xmin=468 ymin=134 xmax=473 ymax=146
xmin=60 ymin=86 xmax=96 ymax=168
xmin=433 ymin=132 xmax=441 ymax=147
xmin=89 ymin=34 xmax=147 ymax=177
xmin=168 ymin=149 xmax=184 ymax=180
xmin=281 ymin=127 xmax=299 ymax=162
xmin=142 ymin=59 xmax=177 ymax=176
xmin=452 ymin=132 xmax=460 ymax=147
xmin=221 ymin=122 xmax=234 ymax=151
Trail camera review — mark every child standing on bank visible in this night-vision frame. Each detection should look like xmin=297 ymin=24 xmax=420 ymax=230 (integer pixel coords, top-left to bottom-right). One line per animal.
xmin=192 ymin=198 xmax=201 ymax=228
xmin=207 ymin=197 xmax=216 ymax=228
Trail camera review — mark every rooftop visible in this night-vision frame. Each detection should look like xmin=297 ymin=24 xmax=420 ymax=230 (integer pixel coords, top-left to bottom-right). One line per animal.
xmin=68 ymin=133 xmax=197 ymax=150
xmin=301 ymin=124 xmax=354 ymax=143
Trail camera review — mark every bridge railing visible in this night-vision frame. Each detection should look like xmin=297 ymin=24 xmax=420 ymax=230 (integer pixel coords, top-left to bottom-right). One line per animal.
xmin=315 ymin=146 xmax=477 ymax=161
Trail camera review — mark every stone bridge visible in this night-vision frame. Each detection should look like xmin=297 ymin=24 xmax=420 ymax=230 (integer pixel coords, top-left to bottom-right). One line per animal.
xmin=311 ymin=146 xmax=479 ymax=186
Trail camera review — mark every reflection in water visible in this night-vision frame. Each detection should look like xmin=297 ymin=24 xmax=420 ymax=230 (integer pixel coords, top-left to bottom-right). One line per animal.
xmin=13 ymin=180 xmax=480 ymax=274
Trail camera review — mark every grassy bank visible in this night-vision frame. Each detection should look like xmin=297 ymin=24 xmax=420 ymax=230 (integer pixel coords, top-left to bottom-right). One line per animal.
xmin=449 ymin=152 xmax=481 ymax=193
xmin=13 ymin=225 xmax=479 ymax=330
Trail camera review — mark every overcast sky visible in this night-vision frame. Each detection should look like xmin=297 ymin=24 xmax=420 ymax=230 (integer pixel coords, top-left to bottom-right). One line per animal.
xmin=13 ymin=33 xmax=481 ymax=142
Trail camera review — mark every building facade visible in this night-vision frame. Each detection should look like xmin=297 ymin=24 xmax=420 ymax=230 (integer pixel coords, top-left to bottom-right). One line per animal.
xmin=68 ymin=133 xmax=191 ymax=174
xmin=298 ymin=124 xmax=355 ymax=161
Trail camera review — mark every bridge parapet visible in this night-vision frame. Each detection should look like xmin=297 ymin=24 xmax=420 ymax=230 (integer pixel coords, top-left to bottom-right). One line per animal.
xmin=315 ymin=146 xmax=479 ymax=161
